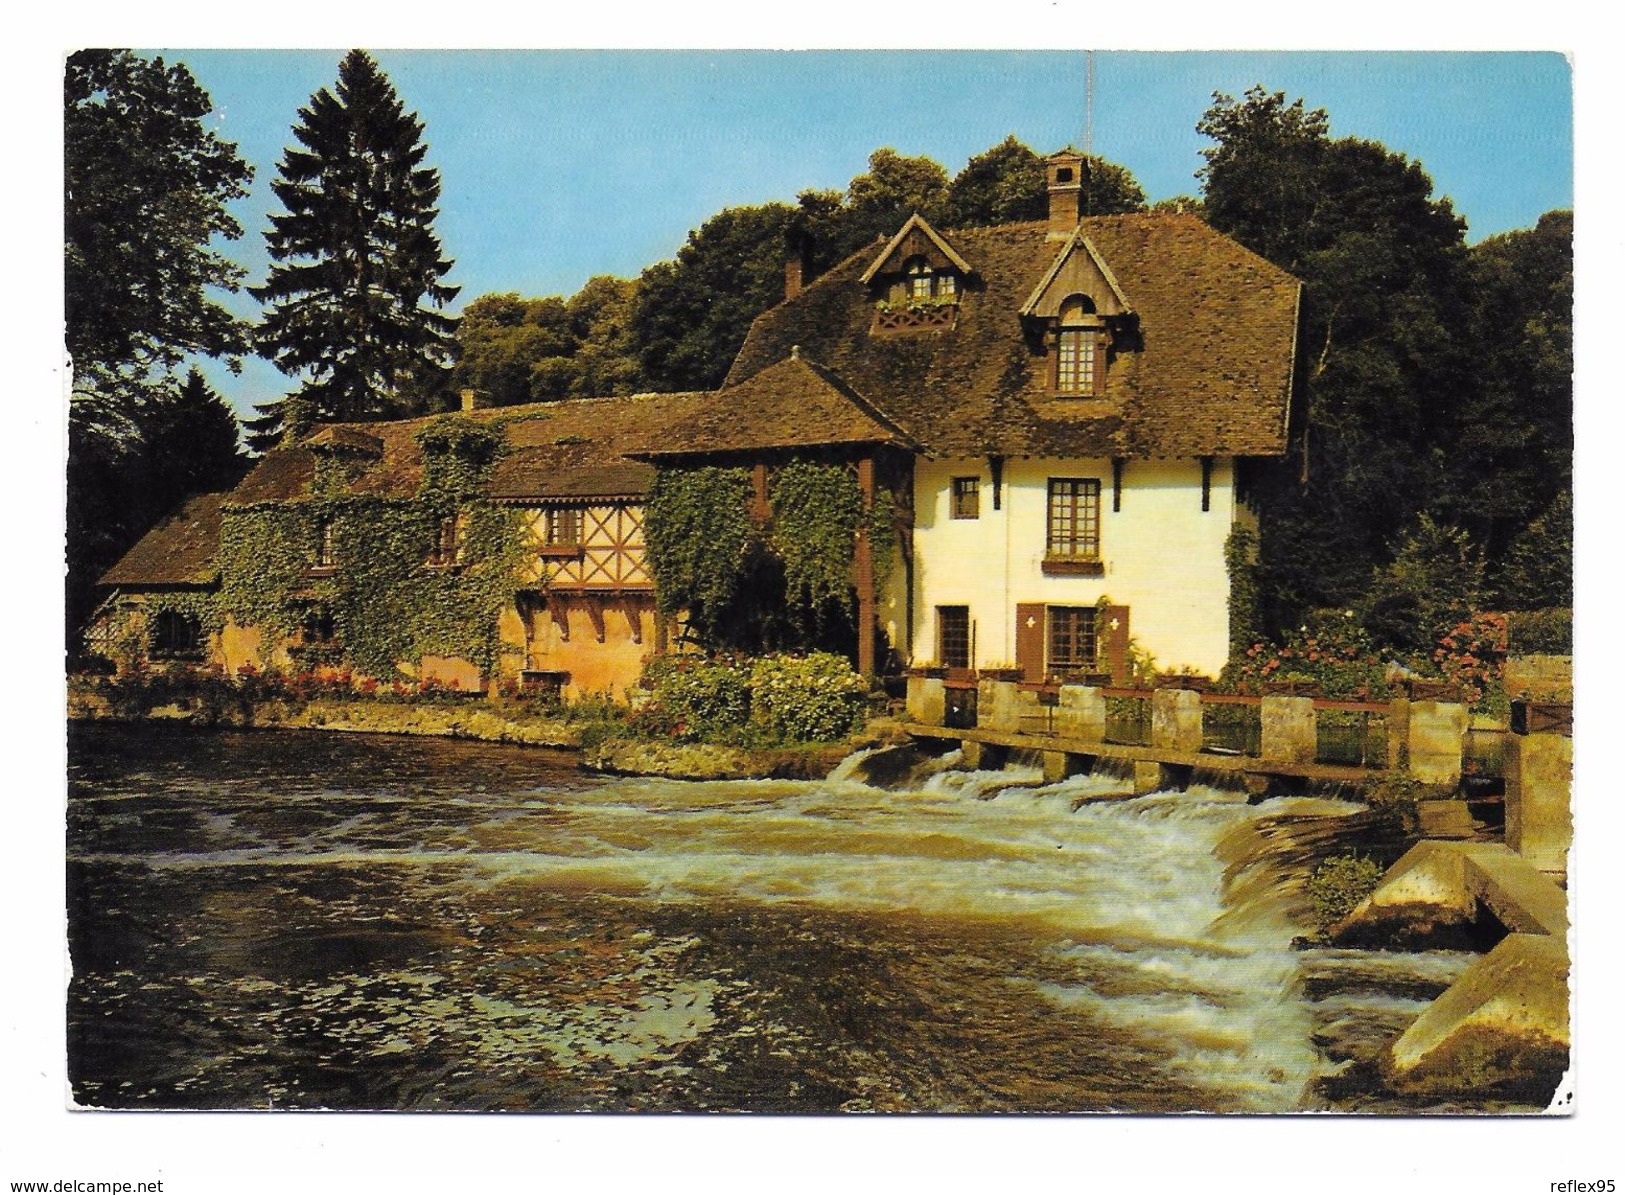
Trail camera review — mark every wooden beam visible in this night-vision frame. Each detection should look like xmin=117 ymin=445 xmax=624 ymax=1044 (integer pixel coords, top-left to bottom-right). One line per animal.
xmin=855 ymin=455 xmax=877 ymax=676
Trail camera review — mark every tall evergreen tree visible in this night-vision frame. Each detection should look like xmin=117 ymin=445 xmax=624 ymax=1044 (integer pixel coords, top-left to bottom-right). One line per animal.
xmin=249 ymin=50 xmax=458 ymax=449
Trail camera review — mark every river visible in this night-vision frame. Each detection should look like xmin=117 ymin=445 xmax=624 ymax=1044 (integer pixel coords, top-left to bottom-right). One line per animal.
xmin=67 ymin=722 xmax=1524 ymax=1113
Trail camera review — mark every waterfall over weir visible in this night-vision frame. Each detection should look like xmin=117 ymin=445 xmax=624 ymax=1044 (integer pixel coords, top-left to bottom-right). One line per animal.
xmin=67 ymin=725 xmax=1489 ymax=1113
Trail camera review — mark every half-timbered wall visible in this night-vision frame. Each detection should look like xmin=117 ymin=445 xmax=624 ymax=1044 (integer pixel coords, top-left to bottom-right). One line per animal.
xmin=517 ymin=502 xmax=651 ymax=591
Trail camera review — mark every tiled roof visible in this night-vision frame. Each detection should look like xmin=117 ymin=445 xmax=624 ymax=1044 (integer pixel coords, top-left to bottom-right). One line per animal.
xmin=222 ymin=391 xmax=717 ymax=508
xmin=634 ymin=354 xmax=916 ymax=459
xmin=726 ymin=212 xmax=1301 ymax=459
xmin=98 ymin=492 xmax=226 ymax=587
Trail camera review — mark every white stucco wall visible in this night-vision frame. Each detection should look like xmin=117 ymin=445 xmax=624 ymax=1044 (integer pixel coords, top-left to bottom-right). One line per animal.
xmin=908 ymin=456 xmax=1240 ymax=677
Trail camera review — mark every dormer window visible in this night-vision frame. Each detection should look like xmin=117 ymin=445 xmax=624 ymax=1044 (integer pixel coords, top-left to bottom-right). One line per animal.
xmin=903 ymin=256 xmax=956 ymax=303
xmin=1053 ymin=294 xmax=1107 ymax=396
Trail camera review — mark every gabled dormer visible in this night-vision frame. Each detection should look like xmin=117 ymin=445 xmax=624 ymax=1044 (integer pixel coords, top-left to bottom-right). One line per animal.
xmin=861 ymin=213 xmax=974 ymax=334
xmin=1020 ymin=231 xmax=1136 ymax=397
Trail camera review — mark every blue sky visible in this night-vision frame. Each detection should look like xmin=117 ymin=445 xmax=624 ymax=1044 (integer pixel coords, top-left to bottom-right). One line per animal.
xmin=148 ymin=49 xmax=1572 ymax=418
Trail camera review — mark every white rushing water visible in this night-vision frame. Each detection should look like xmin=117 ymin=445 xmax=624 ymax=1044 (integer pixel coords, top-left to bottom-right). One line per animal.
xmin=75 ymin=732 xmax=1426 ymax=1112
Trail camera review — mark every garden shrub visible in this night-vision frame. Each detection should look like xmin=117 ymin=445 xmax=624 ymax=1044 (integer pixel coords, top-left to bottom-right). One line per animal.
xmin=1360 ymin=772 xmax=1423 ymax=835
xmin=748 ymin=652 xmax=871 ymax=744
xmin=1307 ymin=854 xmax=1384 ymax=933
xmin=645 ymin=655 xmax=753 ymax=741
xmin=1507 ymin=607 xmax=1572 ymax=655
xmin=1226 ymin=609 xmax=1389 ymax=698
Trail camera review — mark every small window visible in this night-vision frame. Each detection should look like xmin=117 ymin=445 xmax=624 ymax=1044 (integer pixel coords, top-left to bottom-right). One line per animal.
xmin=951 ymin=477 xmax=980 ymax=519
xmin=301 ymin=607 xmax=337 ymax=645
xmin=545 ymin=508 xmax=583 ymax=547
xmin=432 ymin=512 xmax=466 ymax=566
xmin=315 ymin=518 xmax=338 ymax=568
xmin=150 ymin=610 xmax=202 ymax=658
xmin=1047 ymin=607 xmax=1098 ymax=680
xmin=902 ymin=255 xmax=957 ymax=302
xmin=937 ymin=606 xmax=971 ymax=670
xmin=1047 ymin=478 xmax=1101 ymax=559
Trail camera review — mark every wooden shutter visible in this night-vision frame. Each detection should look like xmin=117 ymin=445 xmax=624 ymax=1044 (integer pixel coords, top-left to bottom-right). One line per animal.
xmin=1103 ymin=605 xmax=1131 ymax=686
xmin=1092 ymin=331 xmax=1109 ymax=395
xmin=1016 ymin=603 xmax=1046 ymax=683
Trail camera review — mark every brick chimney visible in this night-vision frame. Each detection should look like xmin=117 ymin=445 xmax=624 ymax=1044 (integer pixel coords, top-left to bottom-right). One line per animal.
xmin=460 ymin=388 xmax=484 ymax=412
xmin=1046 ymin=149 xmax=1087 ymax=240
xmin=784 ymin=230 xmax=813 ymax=301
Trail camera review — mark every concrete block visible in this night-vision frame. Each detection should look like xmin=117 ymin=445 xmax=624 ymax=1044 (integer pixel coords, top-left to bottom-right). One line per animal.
xmin=1387 ymin=933 xmax=1569 ymax=1100
xmin=1260 ymin=695 xmax=1316 ymax=765
xmin=1054 ymin=684 xmax=1105 ymax=742
xmin=1133 ymin=760 xmax=1170 ymax=794
xmin=906 ymin=675 xmax=946 ymax=726
xmin=1506 ymin=732 xmax=1573 ymax=876
xmin=1151 ymin=688 xmax=1203 ymax=754
xmin=1408 ymin=700 xmax=1468 ymax=788
xmin=1416 ymin=799 xmax=1477 ymax=840
xmin=1386 ymin=698 xmax=1410 ymax=770
xmin=1331 ymin=841 xmax=1568 ymax=949
xmin=976 ymin=679 xmax=1021 ymax=733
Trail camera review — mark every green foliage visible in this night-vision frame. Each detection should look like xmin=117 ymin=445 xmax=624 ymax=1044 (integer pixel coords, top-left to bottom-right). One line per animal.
xmin=1361 ymin=515 xmax=1486 ymax=654
xmin=1506 ymin=608 xmax=1572 ymax=656
xmin=636 ymin=652 xmax=870 ymax=746
xmin=215 ymin=419 xmax=523 ymax=677
xmin=451 ymin=278 xmax=644 ymax=407
xmin=1224 ymin=526 xmax=1262 ymax=661
xmin=65 ymin=48 xmax=253 ymax=645
xmin=1306 ymin=854 xmax=1384 ymax=932
xmin=747 ymin=652 xmax=871 ymax=743
xmin=65 ymin=50 xmax=254 ymax=381
xmin=1196 ymin=86 xmax=1500 ymax=635
xmin=630 ymin=203 xmax=799 ymax=391
xmin=1227 ymin=610 xmax=1389 ymax=698
xmin=1359 ymin=773 xmax=1423 ymax=835
xmin=769 ymin=462 xmax=864 ymax=622
xmin=145 ymin=591 xmax=226 ymax=640
xmin=640 ymin=655 xmax=752 ymax=741
xmin=249 ymin=50 xmax=459 ymax=448
xmin=1497 ymin=490 xmax=1572 ymax=610
xmin=643 ymin=466 xmax=757 ymax=638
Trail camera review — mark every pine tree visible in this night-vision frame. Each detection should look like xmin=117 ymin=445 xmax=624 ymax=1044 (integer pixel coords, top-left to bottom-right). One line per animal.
xmin=249 ymin=50 xmax=458 ymax=449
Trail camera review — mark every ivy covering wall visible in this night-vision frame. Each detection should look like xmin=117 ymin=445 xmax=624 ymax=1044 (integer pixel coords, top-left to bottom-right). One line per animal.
xmin=644 ymin=458 xmax=898 ymax=654
xmin=215 ymin=416 xmax=525 ymax=677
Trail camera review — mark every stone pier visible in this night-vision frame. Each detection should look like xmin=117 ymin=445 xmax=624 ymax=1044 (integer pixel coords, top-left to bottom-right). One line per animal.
xmin=904 ymin=672 xmax=946 ymax=727
xmin=1505 ymin=728 xmax=1573 ymax=877
xmin=1406 ymin=699 xmax=1469 ymax=788
xmin=1260 ymin=695 xmax=1316 ymax=765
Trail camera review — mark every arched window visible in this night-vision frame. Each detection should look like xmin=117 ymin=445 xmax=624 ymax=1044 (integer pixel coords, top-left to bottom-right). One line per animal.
xmin=1055 ymin=294 xmax=1105 ymax=395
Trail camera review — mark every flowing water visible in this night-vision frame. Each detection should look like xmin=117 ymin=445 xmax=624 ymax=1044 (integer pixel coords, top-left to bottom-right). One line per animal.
xmin=66 ymin=722 xmax=1514 ymax=1113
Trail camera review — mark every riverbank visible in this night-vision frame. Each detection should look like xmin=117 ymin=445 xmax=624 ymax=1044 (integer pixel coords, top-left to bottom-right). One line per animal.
xmin=66 ymin=681 xmax=888 ymax=781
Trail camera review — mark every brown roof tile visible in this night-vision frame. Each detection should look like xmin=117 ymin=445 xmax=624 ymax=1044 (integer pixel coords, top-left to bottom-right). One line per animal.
xmin=727 ymin=213 xmax=1301 ymax=459
xmin=99 ymin=492 xmax=226 ymax=587
xmin=636 ymin=354 xmax=916 ymax=460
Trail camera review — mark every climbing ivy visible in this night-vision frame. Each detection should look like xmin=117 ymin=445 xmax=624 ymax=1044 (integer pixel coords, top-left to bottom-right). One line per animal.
xmin=215 ymin=415 xmax=525 ymax=677
xmin=1225 ymin=525 xmax=1262 ymax=663
xmin=643 ymin=465 xmax=756 ymax=631
xmin=145 ymin=591 xmax=225 ymax=638
xmin=769 ymin=461 xmax=864 ymax=618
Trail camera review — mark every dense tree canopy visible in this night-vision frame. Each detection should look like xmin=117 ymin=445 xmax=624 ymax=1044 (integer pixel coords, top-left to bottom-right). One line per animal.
xmin=451 ymin=277 xmax=642 ymax=407
xmin=65 ymin=52 xmax=253 ymax=644
xmin=1197 ymin=86 xmax=1571 ymax=635
xmin=66 ymin=49 xmax=254 ymax=384
xmin=630 ymin=203 xmax=799 ymax=392
xmin=249 ymin=50 xmax=459 ymax=449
